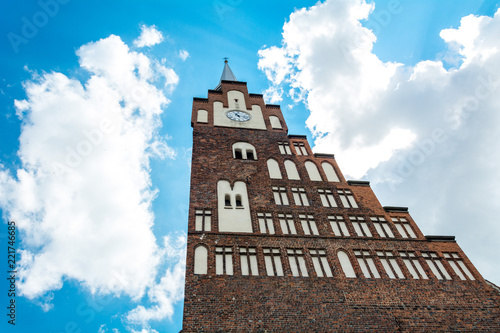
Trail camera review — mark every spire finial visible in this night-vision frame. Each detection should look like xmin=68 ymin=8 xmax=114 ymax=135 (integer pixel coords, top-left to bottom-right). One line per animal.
xmin=216 ymin=58 xmax=237 ymax=89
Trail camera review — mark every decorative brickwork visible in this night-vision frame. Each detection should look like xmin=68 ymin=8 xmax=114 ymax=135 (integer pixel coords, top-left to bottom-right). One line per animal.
xmin=181 ymin=70 xmax=500 ymax=332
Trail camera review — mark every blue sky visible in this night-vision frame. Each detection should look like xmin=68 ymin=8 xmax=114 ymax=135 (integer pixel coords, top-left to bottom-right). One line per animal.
xmin=1 ymin=0 xmax=500 ymax=332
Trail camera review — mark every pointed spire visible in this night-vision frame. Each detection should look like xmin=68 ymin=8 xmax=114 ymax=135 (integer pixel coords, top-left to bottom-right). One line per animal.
xmin=216 ymin=58 xmax=237 ymax=89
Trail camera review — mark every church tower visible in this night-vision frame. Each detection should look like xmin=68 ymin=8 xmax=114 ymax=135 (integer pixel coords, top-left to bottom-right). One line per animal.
xmin=181 ymin=61 xmax=500 ymax=332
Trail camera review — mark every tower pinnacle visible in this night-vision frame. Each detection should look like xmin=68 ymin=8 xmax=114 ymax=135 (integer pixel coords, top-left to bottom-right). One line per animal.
xmin=216 ymin=58 xmax=237 ymax=89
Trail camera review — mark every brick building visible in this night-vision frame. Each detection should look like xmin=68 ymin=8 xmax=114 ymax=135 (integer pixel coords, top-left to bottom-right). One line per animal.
xmin=181 ymin=61 xmax=500 ymax=332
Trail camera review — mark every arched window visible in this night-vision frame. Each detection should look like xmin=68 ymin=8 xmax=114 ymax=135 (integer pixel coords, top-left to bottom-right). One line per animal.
xmin=305 ymin=161 xmax=322 ymax=181
xmin=266 ymin=159 xmax=282 ymax=179
xmin=269 ymin=116 xmax=282 ymax=129
xmin=232 ymin=142 xmax=257 ymax=160
xmin=225 ymin=194 xmax=231 ymax=207
xmin=284 ymin=160 xmax=300 ymax=180
xmin=322 ymin=162 xmax=340 ymax=182
xmin=194 ymin=245 xmax=208 ymax=274
xmin=197 ymin=110 xmax=208 ymax=123
xmin=235 ymin=195 xmax=243 ymax=207
xmin=338 ymin=250 xmax=356 ymax=278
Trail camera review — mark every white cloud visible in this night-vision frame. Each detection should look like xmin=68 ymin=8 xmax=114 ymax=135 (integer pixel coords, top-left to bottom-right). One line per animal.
xmin=259 ymin=0 xmax=500 ymax=285
xmin=125 ymin=234 xmax=186 ymax=331
xmin=134 ymin=25 xmax=164 ymax=48
xmin=0 ymin=32 xmax=180 ymax=306
xmin=178 ymin=50 xmax=189 ymax=61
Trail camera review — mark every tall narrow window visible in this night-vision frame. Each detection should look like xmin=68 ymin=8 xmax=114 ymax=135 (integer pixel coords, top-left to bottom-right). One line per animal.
xmin=257 ymin=212 xmax=275 ymax=234
xmin=234 ymin=149 xmax=243 ymax=159
xmin=195 ymin=210 xmax=211 ymax=231
xmin=399 ymin=251 xmax=428 ymax=279
xmin=278 ymin=213 xmax=297 ymax=235
xmin=215 ymin=246 xmax=233 ymax=275
xmin=321 ymin=162 xmax=340 ymax=182
xmin=272 ymin=187 xmax=289 ymax=205
xmin=370 ymin=217 xmax=394 ymax=238
xmin=328 ymin=215 xmax=350 ymax=236
xmin=392 ymin=217 xmax=417 ymax=238
xmin=287 ymin=249 xmax=308 ymax=277
xmin=376 ymin=251 xmax=405 ymax=279
xmin=246 ymin=150 xmax=254 ymax=160
xmin=422 ymin=252 xmax=452 ymax=280
xmin=349 ymin=216 xmax=372 ymax=237
xmin=266 ymin=159 xmax=282 ymax=179
xmin=299 ymin=214 xmax=319 ymax=235
xmin=224 ymin=194 xmax=231 ymax=207
xmin=240 ymin=247 xmax=259 ymax=276
xmin=291 ymin=187 xmax=309 ymax=206
xmin=318 ymin=189 xmax=337 ymax=207
xmin=442 ymin=252 xmax=475 ymax=280
xmin=338 ymin=250 xmax=356 ymax=278
xmin=263 ymin=248 xmax=284 ymax=276
xmin=305 ymin=161 xmax=322 ymax=181
xmin=235 ymin=195 xmax=242 ymax=207
xmin=278 ymin=142 xmax=292 ymax=155
xmin=284 ymin=160 xmax=300 ymax=180
xmin=194 ymin=246 xmax=208 ymax=274
xmin=309 ymin=249 xmax=333 ymax=277
xmin=354 ymin=250 xmax=380 ymax=278
xmin=293 ymin=142 xmax=308 ymax=155
xmin=338 ymin=189 xmax=358 ymax=208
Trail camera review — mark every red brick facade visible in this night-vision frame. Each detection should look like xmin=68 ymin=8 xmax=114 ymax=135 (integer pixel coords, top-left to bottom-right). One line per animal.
xmin=181 ymin=79 xmax=500 ymax=332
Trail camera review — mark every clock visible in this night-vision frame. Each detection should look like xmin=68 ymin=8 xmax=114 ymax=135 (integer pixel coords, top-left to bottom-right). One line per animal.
xmin=226 ymin=110 xmax=251 ymax=122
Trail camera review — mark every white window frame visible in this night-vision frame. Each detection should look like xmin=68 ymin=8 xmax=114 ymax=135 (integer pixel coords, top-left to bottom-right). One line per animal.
xmin=195 ymin=209 xmax=212 ymax=231
xmin=349 ymin=216 xmax=372 ymax=237
xmin=399 ymin=251 xmax=428 ymax=279
xmin=443 ymin=252 xmax=475 ymax=280
xmin=215 ymin=246 xmax=233 ymax=275
xmin=376 ymin=251 xmax=405 ymax=279
xmin=422 ymin=252 xmax=452 ymax=280
xmin=291 ymin=187 xmax=309 ymax=206
xmin=278 ymin=141 xmax=292 ymax=155
xmin=299 ymin=214 xmax=319 ymax=235
xmin=338 ymin=189 xmax=358 ymax=208
xmin=278 ymin=213 xmax=297 ymax=235
xmin=318 ymin=189 xmax=337 ymax=207
xmin=370 ymin=217 xmax=394 ymax=238
xmin=328 ymin=215 xmax=350 ymax=236
xmin=354 ymin=250 xmax=380 ymax=278
xmin=293 ymin=142 xmax=308 ymax=155
xmin=263 ymin=248 xmax=284 ymax=276
xmin=287 ymin=249 xmax=309 ymax=277
xmin=272 ymin=187 xmax=289 ymax=205
xmin=309 ymin=249 xmax=333 ymax=277
xmin=391 ymin=217 xmax=417 ymax=239
xmin=240 ymin=247 xmax=259 ymax=276
xmin=257 ymin=212 xmax=275 ymax=234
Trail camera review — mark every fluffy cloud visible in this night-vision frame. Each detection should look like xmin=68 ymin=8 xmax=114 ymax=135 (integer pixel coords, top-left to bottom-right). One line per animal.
xmin=259 ymin=0 xmax=500 ymax=285
xmin=125 ymin=234 xmax=186 ymax=331
xmin=0 ymin=33 xmax=179 ymax=305
xmin=134 ymin=25 xmax=164 ymax=48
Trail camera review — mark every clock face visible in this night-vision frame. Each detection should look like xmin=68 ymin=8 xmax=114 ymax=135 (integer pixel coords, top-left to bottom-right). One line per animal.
xmin=226 ymin=110 xmax=251 ymax=122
